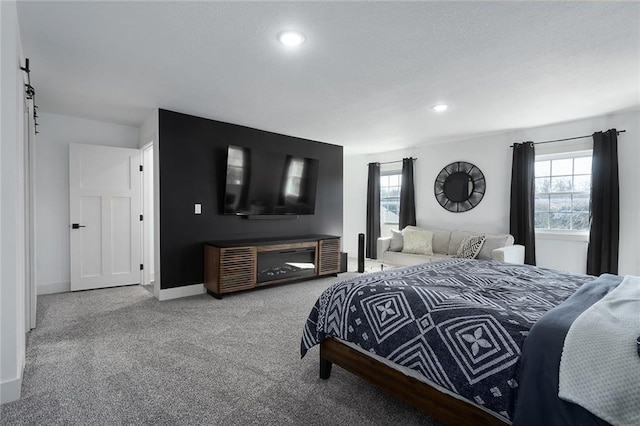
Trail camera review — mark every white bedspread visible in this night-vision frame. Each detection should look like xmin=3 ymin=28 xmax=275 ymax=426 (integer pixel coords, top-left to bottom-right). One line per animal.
xmin=559 ymin=275 xmax=640 ymax=426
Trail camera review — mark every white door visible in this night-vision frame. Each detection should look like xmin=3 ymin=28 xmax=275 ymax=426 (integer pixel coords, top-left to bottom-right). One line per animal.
xmin=69 ymin=144 xmax=142 ymax=291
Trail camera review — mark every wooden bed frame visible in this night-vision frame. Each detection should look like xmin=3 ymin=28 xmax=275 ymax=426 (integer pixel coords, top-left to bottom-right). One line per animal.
xmin=319 ymin=337 xmax=508 ymax=426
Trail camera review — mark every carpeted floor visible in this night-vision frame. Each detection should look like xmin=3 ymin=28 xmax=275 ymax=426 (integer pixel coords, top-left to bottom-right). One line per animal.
xmin=1 ymin=273 xmax=443 ymax=425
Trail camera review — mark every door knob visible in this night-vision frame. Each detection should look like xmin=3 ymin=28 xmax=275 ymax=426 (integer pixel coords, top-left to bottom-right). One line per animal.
xmin=71 ymin=223 xmax=86 ymax=229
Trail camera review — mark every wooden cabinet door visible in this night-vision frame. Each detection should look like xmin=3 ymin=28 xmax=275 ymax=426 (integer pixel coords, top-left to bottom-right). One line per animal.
xmin=218 ymin=246 xmax=257 ymax=292
xmin=205 ymin=245 xmax=257 ymax=294
xmin=318 ymin=239 xmax=341 ymax=275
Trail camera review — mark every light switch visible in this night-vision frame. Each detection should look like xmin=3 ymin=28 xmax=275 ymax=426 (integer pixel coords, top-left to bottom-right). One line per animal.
xmin=195 ymin=204 xmax=201 ymax=214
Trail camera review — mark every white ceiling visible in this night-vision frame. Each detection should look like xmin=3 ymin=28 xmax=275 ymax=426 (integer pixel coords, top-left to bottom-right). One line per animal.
xmin=17 ymin=1 xmax=640 ymax=154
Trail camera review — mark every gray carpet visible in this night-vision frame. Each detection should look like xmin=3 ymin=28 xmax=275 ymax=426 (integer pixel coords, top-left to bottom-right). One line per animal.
xmin=1 ymin=273 xmax=442 ymax=425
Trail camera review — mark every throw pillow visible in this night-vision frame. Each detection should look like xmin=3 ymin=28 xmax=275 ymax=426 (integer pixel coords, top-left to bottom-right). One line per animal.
xmin=402 ymin=228 xmax=434 ymax=255
xmin=455 ymin=235 xmax=487 ymax=259
xmin=389 ymin=229 xmax=403 ymax=252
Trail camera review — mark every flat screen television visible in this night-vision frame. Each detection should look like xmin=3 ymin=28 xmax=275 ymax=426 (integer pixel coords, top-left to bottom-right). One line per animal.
xmin=223 ymin=145 xmax=319 ymax=216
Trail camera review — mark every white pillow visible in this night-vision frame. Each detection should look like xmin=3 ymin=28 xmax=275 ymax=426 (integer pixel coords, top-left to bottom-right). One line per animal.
xmin=402 ymin=228 xmax=433 ymax=255
xmin=389 ymin=229 xmax=403 ymax=252
xmin=455 ymin=235 xmax=486 ymax=259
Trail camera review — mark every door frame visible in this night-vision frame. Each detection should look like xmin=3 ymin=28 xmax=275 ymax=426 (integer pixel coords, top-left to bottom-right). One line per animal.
xmin=141 ymin=141 xmax=155 ymax=288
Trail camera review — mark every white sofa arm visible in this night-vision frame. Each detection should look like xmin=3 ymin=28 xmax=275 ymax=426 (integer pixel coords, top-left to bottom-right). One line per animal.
xmin=377 ymin=237 xmax=391 ymax=260
xmin=492 ymin=245 xmax=525 ymax=264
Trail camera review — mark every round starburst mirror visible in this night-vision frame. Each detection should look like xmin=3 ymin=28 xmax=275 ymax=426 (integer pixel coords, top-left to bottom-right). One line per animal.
xmin=434 ymin=162 xmax=485 ymax=212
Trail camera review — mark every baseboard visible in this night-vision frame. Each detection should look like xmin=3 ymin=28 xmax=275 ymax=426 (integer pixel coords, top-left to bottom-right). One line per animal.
xmin=37 ymin=281 xmax=70 ymax=295
xmin=0 ymin=375 xmax=22 ymax=404
xmin=158 ymin=283 xmax=205 ymax=301
xmin=0 ymin=354 xmax=24 ymax=404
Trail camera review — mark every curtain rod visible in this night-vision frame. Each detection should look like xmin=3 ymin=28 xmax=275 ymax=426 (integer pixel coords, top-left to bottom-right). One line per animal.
xmin=369 ymin=157 xmax=417 ymax=166
xmin=510 ymin=129 xmax=626 ymax=148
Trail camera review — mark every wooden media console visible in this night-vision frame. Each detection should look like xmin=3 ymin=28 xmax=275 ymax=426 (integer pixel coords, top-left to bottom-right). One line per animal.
xmin=204 ymin=235 xmax=341 ymax=298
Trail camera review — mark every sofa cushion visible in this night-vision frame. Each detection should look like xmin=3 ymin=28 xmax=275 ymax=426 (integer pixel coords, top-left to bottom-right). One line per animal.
xmin=477 ymin=234 xmax=515 ymax=260
xmin=448 ymin=230 xmax=480 ymax=255
xmin=431 ymin=229 xmax=452 ymax=254
xmin=383 ymin=251 xmax=451 ymax=266
xmin=455 ymin=235 xmax=487 ymax=259
xmin=389 ymin=229 xmax=403 ymax=252
xmin=402 ymin=228 xmax=433 ymax=255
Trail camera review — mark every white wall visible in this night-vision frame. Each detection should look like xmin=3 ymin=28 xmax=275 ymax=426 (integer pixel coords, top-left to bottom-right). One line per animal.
xmin=35 ymin=113 xmax=139 ymax=294
xmin=344 ymin=135 xmax=511 ymax=253
xmin=1 ymin=0 xmax=27 ymax=403
xmin=138 ymin=110 xmax=158 ymax=150
xmin=344 ymin=109 xmax=640 ymax=276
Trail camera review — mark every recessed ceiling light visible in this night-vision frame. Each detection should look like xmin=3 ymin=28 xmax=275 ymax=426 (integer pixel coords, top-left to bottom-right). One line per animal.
xmin=278 ymin=31 xmax=306 ymax=47
xmin=432 ymin=104 xmax=449 ymax=112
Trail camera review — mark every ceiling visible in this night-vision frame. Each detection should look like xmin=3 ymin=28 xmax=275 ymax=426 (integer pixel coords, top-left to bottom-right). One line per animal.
xmin=17 ymin=1 xmax=640 ymax=154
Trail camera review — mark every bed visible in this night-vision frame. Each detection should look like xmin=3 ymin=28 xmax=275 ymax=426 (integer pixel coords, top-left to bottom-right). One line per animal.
xmin=301 ymin=259 xmax=628 ymax=425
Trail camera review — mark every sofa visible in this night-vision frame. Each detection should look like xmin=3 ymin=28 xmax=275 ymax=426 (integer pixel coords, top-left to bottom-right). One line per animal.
xmin=377 ymin=226 xmax=525 ymax=266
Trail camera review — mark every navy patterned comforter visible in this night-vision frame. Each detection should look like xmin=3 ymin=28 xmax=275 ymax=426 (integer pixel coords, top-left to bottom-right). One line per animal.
xmin=301 ymin=259 xmax=594 ymax=421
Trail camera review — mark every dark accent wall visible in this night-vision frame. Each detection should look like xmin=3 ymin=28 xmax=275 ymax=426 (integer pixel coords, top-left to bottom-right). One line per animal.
xmin=158 ymin=109 xmax=343 ymax=289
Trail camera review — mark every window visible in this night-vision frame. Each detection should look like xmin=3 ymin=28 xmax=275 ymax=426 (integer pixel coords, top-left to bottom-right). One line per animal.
xmin=380 ymin=172 xmax=401 ymax=224
xmin=534 ymin=151 xmax=592 ymax=231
